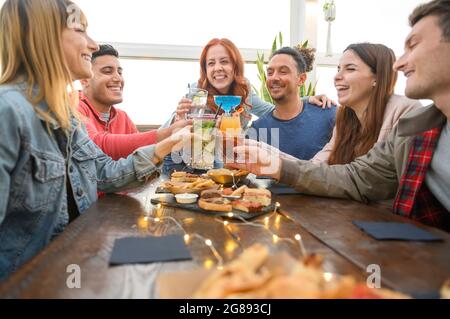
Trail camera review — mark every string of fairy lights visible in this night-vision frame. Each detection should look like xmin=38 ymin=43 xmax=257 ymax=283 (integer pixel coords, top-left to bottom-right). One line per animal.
xmin=140 ymin=196 xmax=309 ymax=269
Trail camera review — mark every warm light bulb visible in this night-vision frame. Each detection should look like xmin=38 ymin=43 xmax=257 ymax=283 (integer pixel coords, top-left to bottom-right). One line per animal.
xmin=324 ymin=272 xmax=334 ymax=282
xmin=205 ymin=239 xmax=212 ymax=246
xmin=272 ymin=234 xmax=279 ymax=243
xmin=154 ymin=217 xmax=160 ymax=222
xmin=295 ymin=234 xmax=301 ymax=241
xmin=227 ymin=212 xmax=234 ymax=218
xmin=203 ymin=259 xmax=214 ymax=269
xmin=184 ymin=234 xmax=190 ymax=242
xmin=143 ymin=217 xmax=148 ymax=222
xmin=264 ymin=217 xmax=270 ymax=223
xmin=223 ymin=221 xmax=229 ymax=226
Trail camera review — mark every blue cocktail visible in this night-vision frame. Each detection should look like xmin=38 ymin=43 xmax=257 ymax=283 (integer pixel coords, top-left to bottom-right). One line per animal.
xmin=213 ymin=95 xmax=242 ymax=114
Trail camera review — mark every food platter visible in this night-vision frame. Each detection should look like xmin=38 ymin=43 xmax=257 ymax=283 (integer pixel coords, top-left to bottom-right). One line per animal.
xmin=153 ymin=170 xmax=275 ymax=220
xmin=150 ymin=195 xmax=275 ymax=220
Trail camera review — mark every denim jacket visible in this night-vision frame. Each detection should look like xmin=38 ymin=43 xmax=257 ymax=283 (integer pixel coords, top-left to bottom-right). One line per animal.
xmin=0 ymin=83 xmax=160 ymax=281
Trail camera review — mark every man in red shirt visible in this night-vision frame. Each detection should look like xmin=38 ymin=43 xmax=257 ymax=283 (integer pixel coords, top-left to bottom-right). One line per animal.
xmin=79 ymin=44 xmax=188 ymax=160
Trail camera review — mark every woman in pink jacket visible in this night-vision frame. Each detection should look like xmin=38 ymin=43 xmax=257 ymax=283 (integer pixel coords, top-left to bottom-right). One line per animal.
xmin=311 ymin=43 xmax=421 ymax=164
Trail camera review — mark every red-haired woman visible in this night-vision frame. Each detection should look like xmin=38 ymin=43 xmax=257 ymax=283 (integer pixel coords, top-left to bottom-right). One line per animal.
xmin=163 ymin=38 xmax=332 ymax=173
xmin=175 ymin=38 xmax=332 ymax=129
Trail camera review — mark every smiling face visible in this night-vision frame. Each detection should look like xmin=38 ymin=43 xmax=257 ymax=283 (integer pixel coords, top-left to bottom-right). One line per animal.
xmin=266 ymin=54 xmax=306 ymax=103
xmin=61 ymin=22 xmax=98 ymax=81
xmin=394 ymin=15 xmax=450 ymax=105
xmin=206 ymin=44 xmax=235 ymax=94
xmin=334 ymin=50 xmax=376 ymax=111
xmin=82 ymin=55 xmax=124 ymax=109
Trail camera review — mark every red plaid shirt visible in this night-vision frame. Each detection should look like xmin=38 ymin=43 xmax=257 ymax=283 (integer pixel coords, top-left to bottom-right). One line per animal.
xmin=393 ymin=127 xmax=450 ymax=231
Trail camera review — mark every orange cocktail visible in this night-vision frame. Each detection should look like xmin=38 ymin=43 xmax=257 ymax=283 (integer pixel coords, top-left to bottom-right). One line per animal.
xmin=220 ymin=114 xmax=242 ymax=163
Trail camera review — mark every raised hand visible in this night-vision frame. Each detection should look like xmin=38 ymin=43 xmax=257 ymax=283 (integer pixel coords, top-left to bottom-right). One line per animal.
xmin=309 ymin=94 xmax=338 ymax=109
xmin=175 ymin=98 xmax=193 ymax=120
xmin=227 ymin=139 xmax=282 ymax=179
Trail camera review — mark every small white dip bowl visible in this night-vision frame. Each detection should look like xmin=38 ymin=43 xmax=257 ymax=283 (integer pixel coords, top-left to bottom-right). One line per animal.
xmin=175 ymin=193 xmax=198 ymax=204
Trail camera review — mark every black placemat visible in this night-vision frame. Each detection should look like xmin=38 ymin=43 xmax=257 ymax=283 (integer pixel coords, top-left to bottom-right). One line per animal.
xmin=268 ymin=184 xmax=302 ymax=195
xmin=353 ymin=221 xmax=443 ymax=241
xmin=109 ymin=235 xmax=192 ymax=265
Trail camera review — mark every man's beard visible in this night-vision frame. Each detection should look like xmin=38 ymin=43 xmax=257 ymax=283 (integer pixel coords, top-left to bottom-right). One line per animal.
xmin=271 ymin=93 xmax=287 ymax=103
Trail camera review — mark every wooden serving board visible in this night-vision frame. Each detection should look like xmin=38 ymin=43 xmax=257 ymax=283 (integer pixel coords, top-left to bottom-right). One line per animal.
xmin=150 ymin=196 xmax=274 ymax=220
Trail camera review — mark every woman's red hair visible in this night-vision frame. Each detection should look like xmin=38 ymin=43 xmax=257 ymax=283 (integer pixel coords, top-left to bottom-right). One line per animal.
xmin=198 ymin=38 xmax=251 ymax=116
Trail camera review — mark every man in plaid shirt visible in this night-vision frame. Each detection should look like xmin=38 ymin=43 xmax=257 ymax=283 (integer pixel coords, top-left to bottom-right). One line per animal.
xmin=231 ymin=0 xmax=450 ymax=232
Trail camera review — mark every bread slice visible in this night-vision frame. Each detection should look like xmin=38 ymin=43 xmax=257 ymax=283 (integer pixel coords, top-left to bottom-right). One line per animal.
xmin=198 ymin=198 xmax=232 ymax=212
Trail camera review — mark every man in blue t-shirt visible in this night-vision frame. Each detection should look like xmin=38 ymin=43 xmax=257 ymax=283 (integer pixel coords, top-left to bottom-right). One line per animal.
xmin=248 ymin=47 xmax=336 ymax=160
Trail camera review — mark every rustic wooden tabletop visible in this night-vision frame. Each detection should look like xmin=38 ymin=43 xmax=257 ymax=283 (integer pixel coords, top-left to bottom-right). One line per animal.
xmin=0 ymin=178 xmax=448 ymax=298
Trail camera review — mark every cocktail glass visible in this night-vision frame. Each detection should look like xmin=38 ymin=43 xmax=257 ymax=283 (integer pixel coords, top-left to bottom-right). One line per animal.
xmin=186 ymin=88 xmax=208 ymax=119
xmin=214 ymin=95 xmax=243 ymax=164
xmin=189 ymin=114 xmax=217 ymax=170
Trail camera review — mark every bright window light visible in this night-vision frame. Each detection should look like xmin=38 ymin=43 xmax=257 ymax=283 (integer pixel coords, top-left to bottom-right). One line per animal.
xmin=117 ymin=59 xmax=260 ymax=125
xmin=76 ymin=0 xmax=290 ymax=49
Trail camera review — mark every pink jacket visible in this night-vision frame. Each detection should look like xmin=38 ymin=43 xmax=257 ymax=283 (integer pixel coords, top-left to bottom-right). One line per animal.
xmin=78 ymin=93 xmax=158 ymax=160
xmin=311 ymin=94 xmax=422 ymax=163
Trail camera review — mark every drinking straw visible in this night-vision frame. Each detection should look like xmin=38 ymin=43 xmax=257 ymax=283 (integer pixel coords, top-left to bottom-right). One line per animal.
xmin=214 ymin=103 xmax=222 ymax=119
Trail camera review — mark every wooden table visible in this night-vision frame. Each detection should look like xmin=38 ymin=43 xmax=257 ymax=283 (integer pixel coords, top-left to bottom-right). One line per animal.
xmin=0 ymin=178 xmax=449 ymax=298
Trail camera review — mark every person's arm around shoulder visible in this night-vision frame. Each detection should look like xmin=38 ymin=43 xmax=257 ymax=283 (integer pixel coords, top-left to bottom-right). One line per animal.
xmin=248 ymin=89 xmax=275 ymax=118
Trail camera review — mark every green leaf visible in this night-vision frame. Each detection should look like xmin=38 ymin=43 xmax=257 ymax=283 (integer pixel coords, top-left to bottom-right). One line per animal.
xmin=278 ymin=32 xmax=283 ymax=48
xmin=307 ymin=80 xmax=318 ymax=96
xmin=262 ymin=86 xmax=273 ymax=104
xmin=299 ymin=85 xmax=305 ymax=97
xmin=307 ymin=82 xmax=313 ymax=96
xmin=271 ymin=36 xmax=277 ymax=54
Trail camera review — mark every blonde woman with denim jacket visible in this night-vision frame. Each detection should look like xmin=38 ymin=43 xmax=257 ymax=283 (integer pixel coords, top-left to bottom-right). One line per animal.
xmin=0 ymin=0 xmax=191 ymax=281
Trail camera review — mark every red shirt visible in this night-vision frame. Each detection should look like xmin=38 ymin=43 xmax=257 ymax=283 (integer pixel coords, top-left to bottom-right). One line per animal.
xmin=78 ymin=93 xmax=158 ymax=160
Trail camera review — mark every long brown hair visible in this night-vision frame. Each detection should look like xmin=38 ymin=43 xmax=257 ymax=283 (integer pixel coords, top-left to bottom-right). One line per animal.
xmin=0 ymin=0 xmax=82 ymax=131
xmin=328 ymin=43 xmax=397 ymax=165
xmin=198 ymin=38 xmax=251 ymax=117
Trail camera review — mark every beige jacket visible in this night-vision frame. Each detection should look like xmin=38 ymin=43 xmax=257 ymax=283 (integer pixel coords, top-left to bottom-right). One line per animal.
xmin=280 ymin=104 xmax=447 ymax=203
xmin=311 ymin=94 xmax=422 ymax=163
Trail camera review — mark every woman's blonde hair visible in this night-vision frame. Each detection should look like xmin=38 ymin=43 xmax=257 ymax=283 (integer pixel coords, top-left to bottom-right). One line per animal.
xmin=0 ymin=0 xmax=83 ymax=130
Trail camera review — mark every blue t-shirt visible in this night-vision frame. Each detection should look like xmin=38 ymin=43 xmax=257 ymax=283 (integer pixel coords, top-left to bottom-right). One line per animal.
xmin=248 ymin=102 xmax=336 ymax=160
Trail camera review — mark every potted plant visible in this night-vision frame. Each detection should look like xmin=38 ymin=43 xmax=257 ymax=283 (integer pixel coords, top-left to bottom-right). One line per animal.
xmin=254 ymin=32 xmax=317 ymax=103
